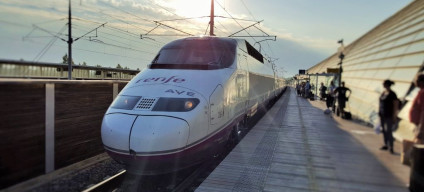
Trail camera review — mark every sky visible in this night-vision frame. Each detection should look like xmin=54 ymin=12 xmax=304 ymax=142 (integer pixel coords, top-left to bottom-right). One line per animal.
xmin=0 ymin=0 xmax=412 ymax=77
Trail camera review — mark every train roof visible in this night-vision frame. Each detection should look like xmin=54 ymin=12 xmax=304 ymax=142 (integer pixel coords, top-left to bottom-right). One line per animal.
xmin=165 ymin=36 xmax=265 ymax=64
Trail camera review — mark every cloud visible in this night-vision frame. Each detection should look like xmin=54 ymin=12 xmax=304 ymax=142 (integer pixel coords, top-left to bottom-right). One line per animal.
xmin=264 ymin=37 xmax=329 ymax=77
xmin=0 ymin=1 xmax=64 ymax=23
xmin=257 ymin=23 xmax=337 ymax=55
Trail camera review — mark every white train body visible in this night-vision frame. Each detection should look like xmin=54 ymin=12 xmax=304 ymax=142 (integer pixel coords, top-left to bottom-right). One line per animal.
xmin=101 ymin=37 xmax=285 ymax=175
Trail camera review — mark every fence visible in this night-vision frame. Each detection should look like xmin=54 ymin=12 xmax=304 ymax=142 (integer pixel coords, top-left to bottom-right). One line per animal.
xmin=0 ymin=79 xmax=128 ymax=189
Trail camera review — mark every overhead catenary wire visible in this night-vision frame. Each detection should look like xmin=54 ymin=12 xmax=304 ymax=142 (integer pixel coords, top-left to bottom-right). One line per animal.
xmin=81 ymin=0 xmax=225 ymax=40
xmin=15 ymin=5 xmax=154 ymax=68
xmin=97 ymin=1 xmax=152 ymax=23
xmin=74 ymin=22 xmax=107 ymax=42
xmin=156 ymin=16 xmax=258 ymax=23
xmin=95 ymin=0 xmax=229 ymax=40
xmin=32 ymin=24 xmax=68 ymax=42
xmin=95 ymin=9 xmax=150 ymax=33
xmin=71 ymin=24 xmax=162 ymax=53
xmin=196 ymin=2 xmax=275 ymax=58
xmin=240 ymin=0 xmax=256 ymax=21
xmin=215 ymin=0 xmax=256 ymax=43
xmin=18 ymin=0 xmax=278 ymax=70
xmin=33 ymin=24 xmax=68 ymax=62
xmin=76 ymin=1 xmax=168 ymax=46
xmin=239 ymin=0 xmax=277 ymax=63
xmin=93 ymin=0 xmax=270 ymax=54
xmin=73 ymin=47 xmax=151 ymax=62
xmin=87 ymin=7 xmax=168 ymax=45
xmin=78 ymin=0 xmax=269 ymax=61
xmin=0 ymin=19 xmax=32 ymax=28
xmin=156 ymin=16 xmax=210 ymax=22
xmin=215 ymin=16 xmax=258 ymax=22
xmin=24 ymin=37 xmax=152 ymax=64
xmin=145 ymin=0 xmax=228 ymax=36
xmin=34 ymin=18 xmax=67 ymax=25
xmin=71 ymin=17 xmax=165 ymax=48
xmin=95 ymin=0 xmax=176 ymax=42
xmin=80 ymin=37 xmax=156 ymax=55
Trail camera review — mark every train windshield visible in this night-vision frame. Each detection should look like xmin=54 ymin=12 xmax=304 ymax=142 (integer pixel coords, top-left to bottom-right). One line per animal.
xmin=150 ymin=38 xmax=236 ymax=70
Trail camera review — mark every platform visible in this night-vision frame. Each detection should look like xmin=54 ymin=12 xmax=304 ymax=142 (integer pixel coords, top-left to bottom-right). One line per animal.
xmin=196 ymin=88 xmax=410 ymax=192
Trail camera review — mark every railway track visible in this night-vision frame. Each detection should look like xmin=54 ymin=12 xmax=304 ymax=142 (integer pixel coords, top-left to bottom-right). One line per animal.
xmin=81 ymin=132 xmax=247 ymax=192
xmin=81 ymin=158 xmax=220 ymax=192
xmin=82 ymin=170 xmax=126 ymax=192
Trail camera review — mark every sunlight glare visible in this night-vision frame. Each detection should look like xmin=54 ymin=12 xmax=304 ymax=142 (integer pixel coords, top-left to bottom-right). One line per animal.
xmin=170 ymin=0 xmax=211 ymax=18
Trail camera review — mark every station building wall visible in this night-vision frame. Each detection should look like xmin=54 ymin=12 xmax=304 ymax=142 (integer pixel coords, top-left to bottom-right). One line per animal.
xmin=307 ymin=0 xmax=424 ymax=138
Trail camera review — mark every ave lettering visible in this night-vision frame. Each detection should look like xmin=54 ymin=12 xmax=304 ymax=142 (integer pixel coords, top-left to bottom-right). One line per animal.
xmin=165 ymin=89 xmax=195 ymax=96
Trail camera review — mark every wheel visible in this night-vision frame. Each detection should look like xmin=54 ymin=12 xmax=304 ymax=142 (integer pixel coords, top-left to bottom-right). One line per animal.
xmin=227 ymin=122 xmax=243 ymax=148
xmin=233 ymin=122 xmax=243 ymax=143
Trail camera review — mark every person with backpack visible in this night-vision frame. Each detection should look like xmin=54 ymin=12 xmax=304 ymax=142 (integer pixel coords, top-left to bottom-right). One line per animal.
xmin=379 ymin=79 xmax=399 ymax=154
xmin=319 ymin=82 xmax=327 ymax=100
xmin=334 ymin=81 xmax=351 ymax=117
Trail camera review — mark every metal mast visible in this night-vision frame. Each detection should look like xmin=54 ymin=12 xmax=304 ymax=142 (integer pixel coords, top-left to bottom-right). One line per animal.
xmin=210 ymin=0 xmax=214 ymax=36
xmin=67 ymin=0 xmax=73 ymax=80
xmin=337 ymin=39 xmax=344 ymax=87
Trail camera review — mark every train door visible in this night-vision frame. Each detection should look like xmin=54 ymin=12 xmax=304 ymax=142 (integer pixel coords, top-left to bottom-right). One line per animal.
xmin=209 ymin=85 xmax=224 ymax=133
xmin=238 ymin=55 xmax=249 ymax=116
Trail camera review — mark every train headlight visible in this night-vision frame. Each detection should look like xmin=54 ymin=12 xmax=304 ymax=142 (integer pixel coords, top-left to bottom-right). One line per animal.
xmin=110 ymin=95 xmax=141 ymax=110
xmin=152 ymin=98 xmax=200 ymax=112
xmin=184 ymin=100 xmax=194 ymax=110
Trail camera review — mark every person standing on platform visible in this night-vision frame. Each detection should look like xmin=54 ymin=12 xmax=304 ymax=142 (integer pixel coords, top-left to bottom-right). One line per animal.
xmin=305 ymin=81 xmax=311 ymax=98
xmin=410 ymin=74 xmax=424 ymax=144
xmin=319 ymin=82 xmax=327 ymax=100
xmin=300 ymin=82 xmax=305 ymax=97
xmin=379 ymin=80 xmax=398 ymax=154
xmin=296 ymin=83 xmax=301 ymax=96
xmin=326 ymin=81 xmax=336 ymax=110
xmin=334 ymin=81 xmax=351 ymax=117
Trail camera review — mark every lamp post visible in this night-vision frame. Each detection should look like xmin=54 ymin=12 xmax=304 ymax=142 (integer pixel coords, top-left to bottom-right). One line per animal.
xmin=337 ymin=39 xmax=344 ymax=87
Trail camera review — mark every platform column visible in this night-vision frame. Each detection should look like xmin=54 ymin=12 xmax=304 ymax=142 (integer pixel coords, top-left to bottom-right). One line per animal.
xmin=45 ymin=83 xmax=55 ymax=173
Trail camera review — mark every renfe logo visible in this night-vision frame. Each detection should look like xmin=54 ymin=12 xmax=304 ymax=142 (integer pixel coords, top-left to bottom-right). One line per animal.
xmin=135 ymin=76 xmax=185 ymax=84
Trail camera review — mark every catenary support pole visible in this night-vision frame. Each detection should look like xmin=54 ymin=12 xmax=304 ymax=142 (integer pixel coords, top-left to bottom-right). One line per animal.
xmin=67 ymin=0 xmax=73 ymax=80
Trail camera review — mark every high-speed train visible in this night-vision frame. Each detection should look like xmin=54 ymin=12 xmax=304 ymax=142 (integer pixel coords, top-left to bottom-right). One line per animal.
xmin=101 ymin=36 xmax=285 ymax=175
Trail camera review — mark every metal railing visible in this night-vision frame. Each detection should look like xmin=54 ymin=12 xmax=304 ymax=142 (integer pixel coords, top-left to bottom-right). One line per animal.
xmin=0 ymin=59 xmax=140 ymax=80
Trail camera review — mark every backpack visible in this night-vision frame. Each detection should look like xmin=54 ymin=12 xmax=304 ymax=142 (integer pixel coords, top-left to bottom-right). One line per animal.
xmin=343 ymin=112 xmax=352 ymax=120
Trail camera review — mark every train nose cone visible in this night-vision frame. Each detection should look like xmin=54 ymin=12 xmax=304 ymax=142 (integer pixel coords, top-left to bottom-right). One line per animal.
xmin=101 ymin=114 xmax=137 ymax=152
xmin=101 ymin=114 xmax=190 ymax=154
xmin=129 ymin=116 xmax=189 ymax=153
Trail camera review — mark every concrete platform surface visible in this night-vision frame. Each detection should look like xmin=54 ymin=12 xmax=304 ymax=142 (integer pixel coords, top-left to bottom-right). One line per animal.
xmin=196 ymin=88 xmax=410 ymax=192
